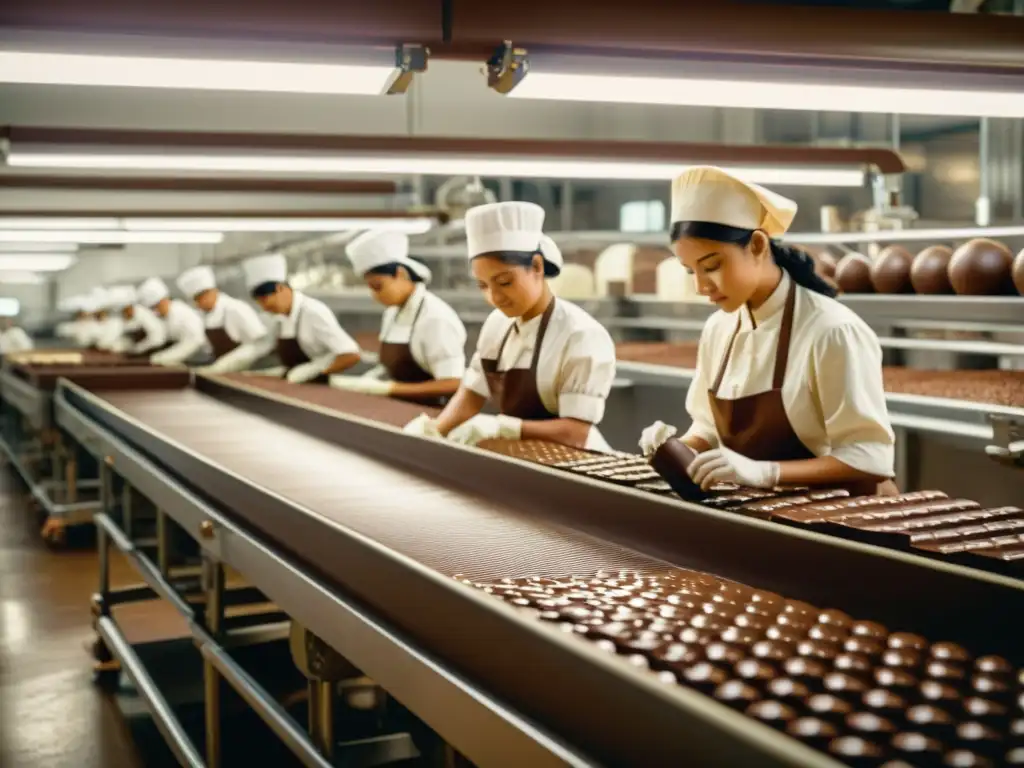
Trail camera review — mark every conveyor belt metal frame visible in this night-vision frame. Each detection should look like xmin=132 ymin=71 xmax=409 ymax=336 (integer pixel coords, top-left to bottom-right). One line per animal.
xmin=55 ymin=377 xmax=854 ymax=768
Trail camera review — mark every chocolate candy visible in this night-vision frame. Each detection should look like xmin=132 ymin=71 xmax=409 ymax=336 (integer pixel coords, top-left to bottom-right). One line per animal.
xmin=932 ymin=642 xmax=971 ymax=663
xmin=682 ymin=662 xmax=728 ymax=688
xmin=949 ymin=238 xmax=1016 ymax=296
xmin=705 ymin=642 xmax=744 ymax=665
xmin=927 ymin=661 xmax=967 ymax=682
xmin=975 ymin=656 xmax=1013 ymax=676
xmin=746 ymin=700 xmax=797 ymax=726
xmin=649 ymin=440 xmax=705 ymax=502
xmin=891 ymin=731 xmax=944 ymax=761
xmin=863 ymin=689 xmax=907 ymax=717
xmin=836 ymin=253 xmax=875 ymax=294
xmin=944 ymin=751 xmax=993 ymax=767
xmin=871 ymin=245 xmax=915 ymax=293
xmin=883 ymin=648 xmax=922 ymax=669
xmin=876 ymin=667 xmax=918 ymax=691
xmin=911 ymin=244 xmax=955 ymax=294
xmin=851 ymin=621 xmax=889 ymax=641
xmin=767 ymin=677 xmax=809 ymax=703
xmin=921 ymin=680 xmax=962 ymax=704
xmin=829 ymin=734 xmax=884 ymax=764
xmin=787 ymin=717 xmax=838 ymax=747
xmin=735 ymin=659 xmax=777 ymax=682
xmin=846 ymin=637 xmax=885 ymax=658
xmin=836 ymin=653 xmax=874 ymax=675
xmin=847 ymin=712 xmax=897 ymax=735
xmin=714 ymin=680 xmax=761 ymax=707
xmin=807 ymin=694 xmax=854 ymax=720
xmin=825 ymin=672 xmax=869 ymax=696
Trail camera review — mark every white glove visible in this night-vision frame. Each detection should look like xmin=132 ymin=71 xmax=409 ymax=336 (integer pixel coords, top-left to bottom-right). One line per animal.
xmin=286 ymin=360 xmax=325 ymax=384
xmin=403 ymin=413 xmax=441 ymax=438
xmin=447 ymin=414 xmax=522 ymax=446
xmin=150 ymin=351 xmax=171 ymax=367
xmin=639 ymin=420 xmax=678 ymax=457
xmin=688 ymin=447 xmax=780 ymax=490
xmin=242 ymin=365 xmax=287 ymax=378
xmin=329 ymin=375 xmax=394 ymax=396
xmin=360 ymin=364 xmax=387 ymax=380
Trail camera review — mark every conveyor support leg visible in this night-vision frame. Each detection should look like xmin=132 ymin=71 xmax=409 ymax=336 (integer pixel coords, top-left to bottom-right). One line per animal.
xmin=204 ymin=557 xmax=225 ymax=768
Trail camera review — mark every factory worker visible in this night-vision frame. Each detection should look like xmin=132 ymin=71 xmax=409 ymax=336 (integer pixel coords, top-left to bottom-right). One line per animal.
xmin=91 ymin=287 xmax=127 ymax=352
xmin=332 ymin=230 xmax=467 ymax=404
xmin=0 ymin=316 xmax=33 ymax=354
xmin=137 ymin=277 xmax=209 ymax=367
xmin=639 ymin=166 xmax=897 ymax=496
xmin=116 ymin=285 xmax=169 ymax=355
xmin=242 ymin=252 xmax=361 ymax=383
xmin=177 ymin=265 xmax=271 ymax=374
xmin=405 ymin=201 xmax=616 ymax=451
xmin=55 ymin=296 xmax=94 ymax=347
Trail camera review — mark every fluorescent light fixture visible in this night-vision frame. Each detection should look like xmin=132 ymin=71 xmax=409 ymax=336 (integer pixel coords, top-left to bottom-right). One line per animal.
xmin=0 ymin=51 xmax=402 ymax=95
xmin=0 ymin=230 xmax=224 ymax=244
xmin=0 ymin=272 xmax=46 ymax=285
xmin=122 ymin=217 xmax=436 ymax=234
xmin=786 ymin=225 xmax=1024 ymax=245
xmin=504 ymin=54 xmax=1024 ymax=119
xmin=0 ymin=217 xmax=121 ymax=230
xmin=0 ymin=242 xmax=78 ymax=252
xmin=6 ymin=153 xmax=863 ymax=187
xmin=0 ymin=254 xmax=77 ymax=271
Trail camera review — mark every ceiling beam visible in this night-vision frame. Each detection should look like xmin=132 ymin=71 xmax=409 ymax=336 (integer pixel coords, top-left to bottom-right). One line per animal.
xmin=0 ymin=175 xmax=399 ymax=195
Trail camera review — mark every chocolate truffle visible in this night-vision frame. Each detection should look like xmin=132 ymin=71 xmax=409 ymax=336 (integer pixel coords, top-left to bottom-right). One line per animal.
xmin=975 ymin=655 xmax=1012 ymax=675
xmin=1014 ymin=248 xmax=1024 ymax=295
xmin=871 ymin=245 xmax=915 ymax=293
xmin=836 ymin=253 xmax=875 ymax=293
xmin=931 ymin=642 xmax=971 ymax=663
xmin=911 ymin=244 xmax=955 ymax=294
xmin=949 ymin=238 xmax=1015 ymax=295
xmin=650 ymin=440 xmax=705 ymax=501
xmin=891 ymin=732 xmax=943 ymax=760
xmin=746 ymin=700 xmax=798 ymax=726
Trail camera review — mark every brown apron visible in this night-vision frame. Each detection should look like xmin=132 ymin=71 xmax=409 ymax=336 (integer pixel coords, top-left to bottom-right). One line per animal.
xmin=205 ymin=327 xmax=239 ymax=358
xmin=480 ymin=299 xmax=558 ymax=420
xmin=378 ymin=295 xmax=450 ymax=406
xmin=708 ymin=283 xmax=897 ymax=498
xmin=277 ymin=303 xmax=329 ymax=384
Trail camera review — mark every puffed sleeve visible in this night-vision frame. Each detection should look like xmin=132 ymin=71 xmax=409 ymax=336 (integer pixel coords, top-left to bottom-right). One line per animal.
xmin=462 ymin=311 xmax=505 ymax=398
xmin=811 ymin=321 xmax=896 ymax=478
xmin=682 ymin=321 xmax=722 ymax=448
xmin=556 ymin=325 xmax=616 ymax=424
xmin=308 ymin=304 xmax=360 ymax=356
xmin=417 ymin=316 xmax=467 ymax=380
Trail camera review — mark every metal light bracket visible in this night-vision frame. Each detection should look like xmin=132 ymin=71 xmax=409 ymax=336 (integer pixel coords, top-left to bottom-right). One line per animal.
xmin=385 ymin=44 xmax=429 ymax=95
xmin=486 ymin=41 xmax=529 ymax=95
xmin=987 ymin=415 xmax=1024 ymax=468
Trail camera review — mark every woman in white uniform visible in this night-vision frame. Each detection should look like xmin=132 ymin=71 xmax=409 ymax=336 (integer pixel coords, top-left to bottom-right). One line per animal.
xmin=137 ymin=277 xmax=210 ymax=366
xmin=405 ymin=201 xmax=616 ymax=451
xmin=640 ymin=166 xmax=896 ymax=495
xmin=331 ymin=230 xmax=467 ymax=404
xmin=0 ymin=317 xmax=33 ymax=354
xmin=242 ymin=253 xmax=361 ymax=383
xmin=117 ymin=286 xmax=169 ymax=356
xmin=91 ymin=287 xmax=126 ymax=352
xmin=177 ymin=265 xmax=271 ymax=374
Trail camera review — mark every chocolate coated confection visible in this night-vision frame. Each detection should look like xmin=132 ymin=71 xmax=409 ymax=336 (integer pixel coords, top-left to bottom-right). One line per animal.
xmin=1007 ymin=748 xmax=1024 ymax=765
xmin=871 ymin=245 xmax=915 ymax=293
xmin=746 ymin=700 xmax=798 ymax=725
xmin=926 ymin=661 xmax=967 ymax=681
xmin=891 ymin=731 xmax=944 ymax=759
xmin=875 ymin=667 xmax=918 ymax=690
xmin=846 ymin=637 xmax=885 ymax=657
xmin=713 ymin=680 xmax=761 ymax=706
xmin=851 ymin=621 xmax=889 ymax=641
xmin=1015 ymin=248 xmax=1024 ymax=295
xmin=863 ymin=689 xmax=907 ymax=716
xmin=824 ymin=672 xmax=868 ymax=695
xmin=829 ymin=735 xmax=884 ymax=759
xmin=775 ymin=490 xmax=949 ymax=523
xmin=931 ymin=642 xmax=971 ymax=663
xmin=836 ymin=653 xmax=873 ymax=675
xmin=787 ymin=717 xmax=838 ymax=743
xmin=920 ymin=680 xmax=961 ymax=704
xmin=944 ymin=751 xmax=993 ymax=768
xmin=883 ymin=648 xmax=923 ymax=669
xmin=807 ymin=694 xmax=854 ymax=719
xmin=766 ymin=677 xmax=809 ymax=702
xmin=735 ymin=659 xmax=777 ymax=682
xmin=907 ymin=705 xmax=953 ymax=728
xmin=975 ymin=655 xmax=1013 ymax=675
xmin=846 ymin=712 xmax=897 ymax=734
xmin=911 ymin=244 xmax=956 ymax=294
xmin=649 ymin=440 xmax=706 ymax=502
xmin=949 ymin=238 xmax=1016 ymax=295
xmin=836 ymin=253 xmax=875 ymax=294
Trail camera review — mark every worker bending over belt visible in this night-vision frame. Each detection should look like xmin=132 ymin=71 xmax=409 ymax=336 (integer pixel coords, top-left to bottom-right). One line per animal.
xmin=406 ymin=201 xmax=616 ymax=451
xmin=640 ymin=166 xmax=897 ymax=496
xmin=177 ymin=265 xmax=271 ymax=374
xmin=91 ymin=287 xmax=126 ymax=352
xmin=109 ymin=285 xmax=168 ymax=355
xmin=0 ymin=316 xmax=33 ymax=354
xmin=331 ymin=229 xmax=467 ymax=404
xmin=241 ymin=252 xmax=361 ymax=384
xmin=137 ymin=277 xmax=210 ymax=367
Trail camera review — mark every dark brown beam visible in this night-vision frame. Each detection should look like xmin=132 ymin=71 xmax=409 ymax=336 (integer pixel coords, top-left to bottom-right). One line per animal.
xmin=0 ymin=175 xmax=398 ymax=195
xmin=450 ymin=0 xmax=1024 ymax=72
xmin=3 ymin=127 xmax=906 ymax=174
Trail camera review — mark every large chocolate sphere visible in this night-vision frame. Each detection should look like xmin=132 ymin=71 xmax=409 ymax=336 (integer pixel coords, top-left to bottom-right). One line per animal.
xmin=870 ymin=245 xmax=915 ymax=294
xmin=910 ymin=245 xmax=954 ymax=295
xmin=1014 ymin=248 xmax=1024 ymax=296
xmin=835 ymin=253 xmax=874 ymax=294
xmin=948 ymin=238 xmax=1015 ymax=295
xmin=814 ymin=251 xmax=838 ymax=279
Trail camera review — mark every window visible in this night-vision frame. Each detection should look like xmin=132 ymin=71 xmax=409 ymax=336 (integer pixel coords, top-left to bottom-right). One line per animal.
xmin=619 ymin=200 xmax=666 ymax=233
xmin=0 ymin=298 xmax=19 ymax=317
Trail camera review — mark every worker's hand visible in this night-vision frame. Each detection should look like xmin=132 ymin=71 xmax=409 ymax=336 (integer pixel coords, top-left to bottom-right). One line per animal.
xmin=329 ymin=375 xmax=393 ymax=396
xmin=242 ymin=366 xmax=287 ymax=378
xmin=402 ymin=413 xmax=441 ymax=439
xmin=688 ymin=447 xmax=780 ymax=490
xmin=639 ymin=420 xmax=677 ymax=458
xmin=149 ymin=352 xmax=171 ymax=367
xmin=286 ymin=361 xmax=324 ymax=384
xmin=446 ymin=414 xmax=522 ymax=446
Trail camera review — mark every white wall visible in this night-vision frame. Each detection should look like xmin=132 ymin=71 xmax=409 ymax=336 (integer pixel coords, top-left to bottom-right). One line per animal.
xmin=0 ymin=282 xmax=52 ymax=327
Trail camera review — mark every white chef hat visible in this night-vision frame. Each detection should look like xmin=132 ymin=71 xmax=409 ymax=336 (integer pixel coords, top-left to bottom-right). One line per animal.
xmin=107 ymin=285 xmax=138 ymax=310
xmin=539 ymin=235 xmax=564 ymax=273
xmin=346 ymin=230 xmax=432 ymax=283
xmin=59 ymin=295 xmax=84 ymax=313
xmin=177 ymin=265 xmax=217 ymax=298
xmin=465 ymin=201 xmax=562 ymax=276
xmin=671 ymin=166 xmax=798 ymax=239
xmin=242 ymin=253 xmax=288 ymax=293
xmin=90 ymin=286 xmax=112 ymax=311
xmin=137 ymin=277 xmax=170 ymax=307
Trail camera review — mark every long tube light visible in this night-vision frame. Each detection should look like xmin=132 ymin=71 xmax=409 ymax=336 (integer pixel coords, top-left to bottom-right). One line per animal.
xmin=503 ymin=54 xmax=1024 ymax=119
xmin=785 ymin=225 xmax=1024 ymax=245
xmin=0 ymin=272 xmax=47 ymax=285
xmin=0 ymin=231 xmax=224 ymax=244
xmin=6 ymin=153 xmax=863 ymax=187
xmin=0 ymin=51 xmax=404 ymax=95
xmin=121 ymin=217 xmax=435 ymax=234
xmin=0 ymin=254 xmax=77 ymax=271
xmin=0 ymin=242 xmax=78 ymax=252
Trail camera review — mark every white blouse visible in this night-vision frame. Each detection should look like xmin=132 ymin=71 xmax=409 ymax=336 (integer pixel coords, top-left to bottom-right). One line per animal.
xmin=276 ymin=291 xmax=360 ymax=360
xmin=379 ymin=284 xmax=467 ymax=380
xmin=206 ymin=293 xmax=269 ymax=346
xmin=683 ymin=272 xmax=896 ymax=477
xmin=464 ymin=299 xmax=616 ymax=425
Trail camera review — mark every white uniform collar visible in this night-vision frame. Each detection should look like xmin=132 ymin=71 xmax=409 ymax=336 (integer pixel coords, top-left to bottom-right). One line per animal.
xmin=397 ymin=282 xmax=427 ymax=319
xmin=514 ymin=308 xmax=547 ymax=335
xmin=206 ymin=293 xmax=226 ymax=323
xmin=743 ymin=270 xmax=791 ymax=330
xmin=287 ymin=289 xmax=305 ymax=323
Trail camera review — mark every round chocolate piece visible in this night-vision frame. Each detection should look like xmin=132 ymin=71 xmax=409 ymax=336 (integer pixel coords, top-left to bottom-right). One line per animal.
xmin=949 ymin=238 xmax=1016 ymax=295
xmin=1015 ymin=248 xmax=1024 ymax=295
xmin=883 ymin=648 xmax=922 ymax=669
xmin=846 ymin=637 xmax=884 ymax=657
xmin=735 ymin=659 xmax=777 ymax=682
xmin=957 ymin=721 xmax=1002 ymax=744
xmin=931 ymin=642 xmax=971 ymax=663
xmin=888 ymin=632 xmax=928 ymax=651
xmin=720 ymin=626 xmax=761 ymax=646
xmin=825 ymin=672 xmax=868 ymax=695
xmin=817 ymin=609 xmax=853 ymax=629
xmin=847 ymin=712 xmax=897 ymax=734
xmin=748 ymin=590 xmax=785 ymax=613
xmin=871 ymin=245 xmax=915 ymax=294
xmin=682 ymin=662 xmax=728 ymax=687
xmin=785 ymin=657 xmax=828 ymax=681
xmin=776 ymin=613 xmax=814 ymax=631
xmin=875 ymin=667 xmax=918 ymax=690
xmin=733 ymin=613 xmax=770 ymax=631
xmin=863 ymin=689 xmax=907 ymax=716
xmin=807 ymin=694 xmax=853 ymax=719
xmin=891 ymin=731 xmax=943 ymax=758
xmin=808 ymin=624 xmax=848 ymax=644
xmin=910 ymin=244 xmax=955 ymax=294
xmin=765 ymin=625 xmax=801 ymax=645
xmin=782 ymin=600 xmax=817 ymax=619
xmin=678 ymin=627 xmax=716 ymax=646
xmin=964 ymin=696 xmax=1008 ymax=721
xmin=751 ymin=640 xmax=793 ymax=662
xmin=926 ymin=660 xmax=966 ymax=682
xmin=944 ymin=751 xmax=993 ymax=768
xmin=906 ymin=704 xmax=953 ymax=728
xmin=713 ymin=680 xmax=761 ymax=706
xmin=1011 ymin=718 xmax=1024 ymax=737
xmin=836 ymin=653 xmax=873 ymax=675
xmin=786 ymin=717 xmax=837 ymax=741
xmin=767 ymin=677 xmax=809 ymax=702
xmin=704 ymin=642 xmax=744 ymax=665
xmin=798 ymin=639 xmax=840 ymax=662
xmin=836 ymin=253 xmax=875 ymax=294
xmin=746 ymin=700 xmax=797 ymax=725
xmin=975 ymin=655 xmax=1013 ymax=675
xmin=920 ymin=680 xmax=960 ymax=703
xmin=653 ymin=642 xmax=702 ymax=667
xmin=973 ymin=674 xmax=1011 ymax=697
xmin=690 ymin=614 xmax=729 ymax=632
xmin=851 ymin=621 xmax=888 ymax=641
xmin=829 ymin=735 xmax=884 ymax=759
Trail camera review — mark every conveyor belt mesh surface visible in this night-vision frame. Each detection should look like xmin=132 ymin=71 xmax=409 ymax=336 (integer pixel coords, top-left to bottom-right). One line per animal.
xmin=97 ymin=388 xmax=666 ymax=582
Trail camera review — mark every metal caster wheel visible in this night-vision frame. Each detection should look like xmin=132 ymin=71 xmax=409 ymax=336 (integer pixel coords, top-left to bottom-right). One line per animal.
xmin=40 ymin=517 xmax=67 ymax=547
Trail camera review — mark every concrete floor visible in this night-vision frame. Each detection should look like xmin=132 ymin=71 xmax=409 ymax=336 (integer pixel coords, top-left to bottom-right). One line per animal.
xmin=0 ymin=469 xmax=147 ymax=768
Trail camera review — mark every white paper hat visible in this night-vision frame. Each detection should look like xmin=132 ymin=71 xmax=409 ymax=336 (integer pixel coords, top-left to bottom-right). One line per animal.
xmin=137 ymin=277 xmax=170 ymax=307
xmin=242 ymin=253 xmax=287 ymax=292
xmin=346 ymin=230 xmax=432 ymax=283
xmin=177 ymin=265 xmax=217 ymax=298
xmin=538 ymin=235 xmax=564 ymax=274
xmin=465 ymin=201 xmax=545 ymax=258
xmin=671 ymin=166 xmax=798 ymax=238
xmin=107 ymin=285 xmax=138 ymax=310
xmin=89 ymin=286 xmax=112 ymax=311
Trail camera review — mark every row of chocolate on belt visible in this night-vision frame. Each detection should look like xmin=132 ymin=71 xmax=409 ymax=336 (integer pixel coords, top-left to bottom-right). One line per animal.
xmin=461 ymin=569 xmax=1024 ymax=767
xmin=481 ymin=440 xmax=1022 ymax=573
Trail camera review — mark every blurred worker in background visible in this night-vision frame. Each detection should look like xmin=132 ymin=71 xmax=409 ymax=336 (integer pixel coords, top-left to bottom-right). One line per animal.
xmin=0 ymin=315 xmax=34 ymax=354
xmin=242 ymin=252 xmax=361 ymax=384
xmin=55 ymin=296 xmax=97 ymax=348
xmin=115 ymin=284 xmax=169 ymax=356
xmin=177 ymin=265 xmax=272 ymax=374
xmin=91 ymin=287 xmax=127 ymax=352
xmin=334 ymin=229 xmax=467 ymax=404
xmin=405 ymin=201 xmax=616 ymax=451
xmin=136 ymin=277 xmax=210 ymax=367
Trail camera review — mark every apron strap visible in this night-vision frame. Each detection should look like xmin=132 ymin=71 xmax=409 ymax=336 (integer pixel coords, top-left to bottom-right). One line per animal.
xmin=772 ymin=282 xmax=798 ymax=390
xmin=710 ymin=319 xmax=742 ymax=396
xmin=380 ymin=289 xmax=428 ymax=343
